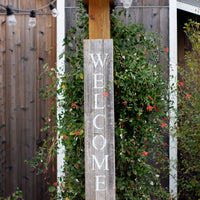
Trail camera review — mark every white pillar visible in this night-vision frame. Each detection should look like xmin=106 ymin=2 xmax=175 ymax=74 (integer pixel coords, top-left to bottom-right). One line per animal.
xmin=169 ymin=0 xmax=177 ymax=199
xmin=56 ymin=0 xmax=65 ymax=195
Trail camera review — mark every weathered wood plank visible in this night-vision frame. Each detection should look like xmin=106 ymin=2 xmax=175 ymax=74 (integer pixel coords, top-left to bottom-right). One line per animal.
xmin=152 ymin=0 xmax=160 ymax=33
xmin=84 ymin=39 xmax=115 ymax=200
xmin=0 ymin=15 xmax=6 ymax=197
xmin=83 ymin=0 xmax=114 ymax=5
xmin=36 ymin=13 xmax=48 ymax=200
xmin=25 ymin=15 xmax=35 ymax=200
xmin=65 ymin=7 xmax=77 ymax=33
xmin=19 ymin=14 xmax=26 ymax=198
xmin=160 ymin=6 xmax=169 ymax=73
xmin=160 ymin=0 xmax=169 ymax=6
xmin=65 ymin=0 xmax=77 ymax=7
xmin=15 ymin=14 xmax=22 ymax=194
xmin=5 ymin=21 xmax=17 ymax=195
xmin=142 ymin=0 xmax=153 ymax=30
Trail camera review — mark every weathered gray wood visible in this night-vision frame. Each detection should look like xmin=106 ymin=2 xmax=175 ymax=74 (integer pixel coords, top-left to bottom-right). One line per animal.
xmin=0 ymin=15 xmax=6 ymax=196
xmin=84 ymin=39 xmax=115 ymax=200
xmin=65 ymin=0 xmax=77 ymax=7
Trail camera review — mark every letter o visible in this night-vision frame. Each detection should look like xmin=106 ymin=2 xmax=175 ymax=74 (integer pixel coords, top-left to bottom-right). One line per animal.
xmin=92 ymin=135 xmax=107 ymax=150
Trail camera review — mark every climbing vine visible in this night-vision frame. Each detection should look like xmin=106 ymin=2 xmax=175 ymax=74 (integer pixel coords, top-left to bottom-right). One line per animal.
xmin=29 ymin=2 xmax=172 ymax=200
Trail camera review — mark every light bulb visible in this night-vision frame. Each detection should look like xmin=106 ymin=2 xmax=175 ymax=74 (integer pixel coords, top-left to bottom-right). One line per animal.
xmin=49 ymin=3 xmax=59 ymax=17
xmin=6 ymin=6 xmax=17 ymax=26
xmin=120 ymin=0 xmax=133 ymax=9
xmin=51 ymin=8 xmax=59 ymax=17
xmin=28 ymin=10 xmax=36 ymax=28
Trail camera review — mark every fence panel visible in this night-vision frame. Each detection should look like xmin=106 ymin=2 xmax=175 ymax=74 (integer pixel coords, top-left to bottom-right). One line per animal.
xmin=0 ymin=0 xmax=56 ymax=199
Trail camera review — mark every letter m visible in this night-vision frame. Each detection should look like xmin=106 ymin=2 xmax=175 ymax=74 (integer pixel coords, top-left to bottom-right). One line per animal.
xmin=92 ymin=155 xmax=109 ymax=170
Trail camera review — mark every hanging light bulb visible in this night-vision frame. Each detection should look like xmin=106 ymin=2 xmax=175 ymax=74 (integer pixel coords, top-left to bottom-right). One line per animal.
xmin=120 ymin=0 xmax=133 ymax=9
xmin=6 ymin=6 xmax=17 ymax=26
xmin=28 ymin=10 xmax=36 ymax=28
xmin=49 ymin=3 xmax=59 ymax=17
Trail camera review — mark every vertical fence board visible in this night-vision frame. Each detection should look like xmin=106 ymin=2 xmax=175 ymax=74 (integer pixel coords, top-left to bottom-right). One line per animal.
xmin=5 ymin=23 xmax=17 ymax=194
xmin=36 ymin=12 xmax=48 ymax=200
xmin=20 ymin=15 xmax=27 ymax=198
xmin=160 ymin=2 xmax=169 ymax=76
xmin=15 ymin=15 xmax=22 ymax=193
xmin=152 ymin=0 xmax=160 ymax=33
xmin=0 ymin=15 xmax=6 ymax=196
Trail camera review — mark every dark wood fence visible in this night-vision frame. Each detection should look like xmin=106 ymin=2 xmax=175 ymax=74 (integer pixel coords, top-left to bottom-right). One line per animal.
xmin=0 ymin=0 xmax=56 ymax=199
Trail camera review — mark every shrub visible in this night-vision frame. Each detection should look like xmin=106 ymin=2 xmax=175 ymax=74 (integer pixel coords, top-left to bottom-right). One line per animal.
xmin=29 ymin=3 xmax=172 ymax=200
xmin=0 ymin=188 xmax=24 ymax=200
xmin=177 ymin=20 xmax=200 ymax=200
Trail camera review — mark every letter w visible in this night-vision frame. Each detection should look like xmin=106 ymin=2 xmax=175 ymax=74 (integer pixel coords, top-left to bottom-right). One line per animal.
xmin=92 ymin=155 xmax=109 ymax=170
xmin=90 ymin=53 xmax=108 ymax=68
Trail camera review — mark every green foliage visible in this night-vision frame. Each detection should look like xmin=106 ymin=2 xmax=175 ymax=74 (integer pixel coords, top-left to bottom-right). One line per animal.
xmin=0 ymin=188 xmax=24 ymax=200
xmin=177 ymin=20 xmax=200 ymax=200
xmin=29 ymin=3 xmax=172 ymax=200
xmin=111 ymin=10 xmax=170 ymax=200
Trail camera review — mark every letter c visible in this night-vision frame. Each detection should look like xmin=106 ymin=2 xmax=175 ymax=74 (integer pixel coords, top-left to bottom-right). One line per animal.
xmin=93 ymin=114 xmax=105 ymax=130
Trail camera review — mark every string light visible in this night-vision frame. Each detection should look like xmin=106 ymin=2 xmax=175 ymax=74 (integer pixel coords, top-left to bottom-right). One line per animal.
xmin=6 ymin=6 xmax=17 ymax=26
xmin=28 ymin=10 xmax=36 ymax=28
xmin=49 ymin=3 xmax=59 ymax=17
xmin=0 ymin=0 xmax=57 ymax=27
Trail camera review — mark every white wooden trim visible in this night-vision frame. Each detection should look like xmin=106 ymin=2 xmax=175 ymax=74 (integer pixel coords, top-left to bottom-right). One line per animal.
xmin=56 ymin=0 xmax=65 ymax=196
xmin=177 ymin=1 xmax=200 ymax=15
xmin=169 ymin=0 xmax=178 ymax=199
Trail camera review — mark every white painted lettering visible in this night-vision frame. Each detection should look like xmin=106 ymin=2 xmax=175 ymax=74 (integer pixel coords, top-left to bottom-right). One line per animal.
xmin=94 ymin=74 xmax=104 ymax=89
xmin=93 ymin=114 xmax=105 ymax=130
xmin=96 ymin=175 xmax=106 ymax=191
xmin=90 ymin=53 xmax=108 ymax=69
xmin=94 ymin=93 xmax=104 ymax=109
xmin=92 ymin=155 xmax=109 ymax=170
xmin=92 ymin=135 xmax=107 ymax=150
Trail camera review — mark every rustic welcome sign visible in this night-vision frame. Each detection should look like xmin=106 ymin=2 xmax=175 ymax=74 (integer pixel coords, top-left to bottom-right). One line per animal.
xmin=84 ymin=39 xmax=115 ymax=199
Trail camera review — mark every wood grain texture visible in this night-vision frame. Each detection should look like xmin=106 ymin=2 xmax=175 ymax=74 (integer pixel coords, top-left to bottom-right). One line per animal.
xmin=0 ymin=15 xmax=6 ymax=196
xmin=89 ymin=0 xmax=111 ymax=39
xmin=0 ymin=0 xmax=57 ymax=199
xmin=83 ymin=0 xmax=114 ymax=5
xmin=84 ymin=39 xmax=115 ymax=200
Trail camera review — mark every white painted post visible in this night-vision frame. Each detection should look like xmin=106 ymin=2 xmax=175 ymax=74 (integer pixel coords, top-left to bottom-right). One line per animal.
xmin=169 ymin=0 xmax=178 ymax=199
xmin=56 ymin=0 xmax=65 ymax=196
xmin=84 ymin=39 xmax=115 ymax=200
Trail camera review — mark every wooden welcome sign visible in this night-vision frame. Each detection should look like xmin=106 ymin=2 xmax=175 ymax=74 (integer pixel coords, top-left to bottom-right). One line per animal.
xmin=84 ymin=40 xmax=115 ymax=199
xmin=83 ymin=0 xmax=115 ymax=199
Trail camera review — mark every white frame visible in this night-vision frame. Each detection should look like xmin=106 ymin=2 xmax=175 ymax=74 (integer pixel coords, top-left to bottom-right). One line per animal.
xmin=56 ymin=0 xmax=65 ymax=197
xmin=169 ymin=0 xmax=178 ymax=198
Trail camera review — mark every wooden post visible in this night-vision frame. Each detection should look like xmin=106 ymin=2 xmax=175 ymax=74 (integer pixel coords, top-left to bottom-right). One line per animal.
xmin=83 ymin=0 xmax=113 ymax=39
xmin=83 ymin=0 xmax=115 ymax=199
xmin=84 ymin=39 xmax=115 ymax=200
xmin=89 ymin=0 xmax=110 ymax=39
